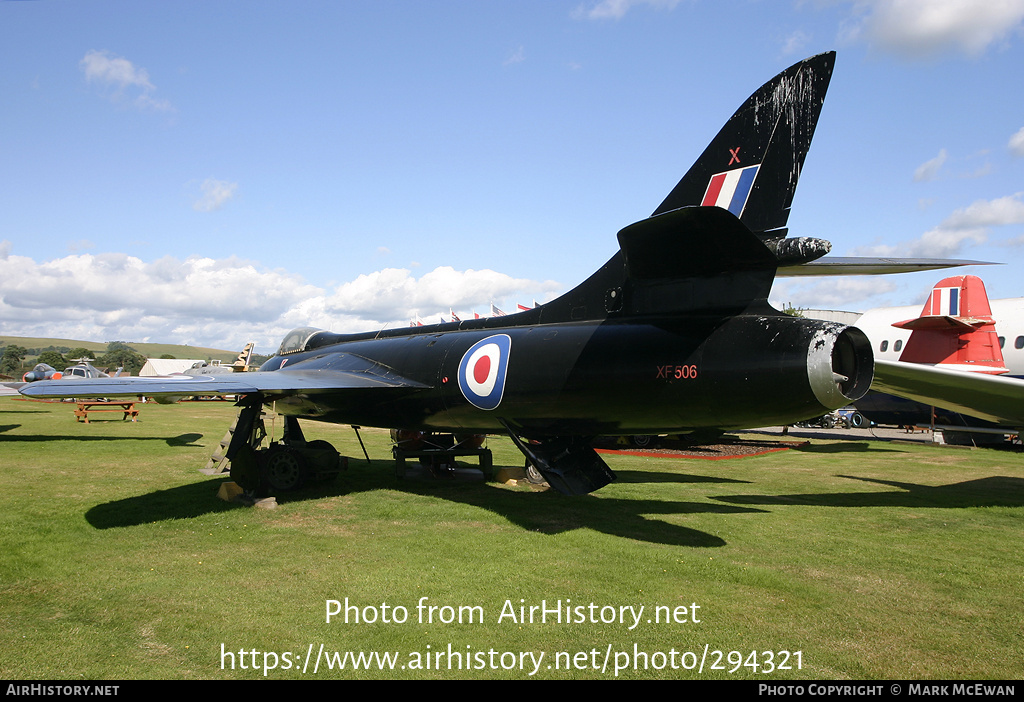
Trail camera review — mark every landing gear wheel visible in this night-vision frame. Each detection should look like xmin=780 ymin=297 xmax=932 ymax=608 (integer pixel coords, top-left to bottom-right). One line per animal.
xmin=304 ymin=439 xmax=341 ymax=481
xmin=262 ymin=446 xmax=308 ymax=491
xmin=525 ymin=462 xmax=546 ymax=485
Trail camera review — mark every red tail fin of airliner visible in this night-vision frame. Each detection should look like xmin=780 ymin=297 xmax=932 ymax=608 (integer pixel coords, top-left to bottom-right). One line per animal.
xmin=891 ymin=275 xmax=1007 ymax=374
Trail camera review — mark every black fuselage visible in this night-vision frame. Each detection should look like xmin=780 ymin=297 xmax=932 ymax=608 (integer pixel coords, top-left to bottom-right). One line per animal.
xmin=257 ymin=311 xmax=870 ymax=438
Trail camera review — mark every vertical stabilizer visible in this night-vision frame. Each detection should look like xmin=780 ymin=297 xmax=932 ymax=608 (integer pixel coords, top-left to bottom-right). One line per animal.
xmin=652 ymin=52 xmax=835 ymax=241
xmin=232 ymin=342 xmax=256 ymax=371
xmin=530 ymin=53 xmax=836 ymax=325
xmin=892 ymin=275 xmax=1007 ymax=374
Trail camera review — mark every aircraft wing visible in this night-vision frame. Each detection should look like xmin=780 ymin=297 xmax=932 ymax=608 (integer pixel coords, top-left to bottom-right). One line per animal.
xmin=872 ymin=359 xmax=1024 ymax=427
xmin=777 ymin=257 xmax=994 ymax=277
xmin=18 ymin=352 xmax=430 ymax=400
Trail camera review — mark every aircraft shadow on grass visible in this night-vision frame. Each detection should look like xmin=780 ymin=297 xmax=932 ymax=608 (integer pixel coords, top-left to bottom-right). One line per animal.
xmin=83 ymin=459 xmax=769 ymax=548
xmin=791 ymin=442 xmax=903 ymax=454
xmin=0 ymin=429 xmax=205 ymax=446
xmin=713 ymin=475 xmax=1024 ymax=509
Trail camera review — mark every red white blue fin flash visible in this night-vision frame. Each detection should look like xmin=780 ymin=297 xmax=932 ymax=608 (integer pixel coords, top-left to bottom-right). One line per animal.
xmin=701 ymin=164 xmax=760 ymax=217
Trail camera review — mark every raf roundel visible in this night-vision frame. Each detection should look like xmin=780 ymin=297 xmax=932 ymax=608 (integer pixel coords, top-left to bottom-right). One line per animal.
xmin=457 ymin=334 xmax=512 ymax=410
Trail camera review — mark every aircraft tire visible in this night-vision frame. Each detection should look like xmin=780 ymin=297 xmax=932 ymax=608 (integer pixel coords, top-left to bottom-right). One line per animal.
xmin=304 ymin=440 xmax=341 ymax=482
xmin=262 ymin=446 xmax=309 ymax=492
xmin=851 ymin=412 xmax=865 ymax=428
xmin=525 ymin=461 xmax=547 ymax=485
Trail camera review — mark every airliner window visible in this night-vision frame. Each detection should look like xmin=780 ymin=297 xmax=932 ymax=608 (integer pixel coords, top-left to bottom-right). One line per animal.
xmin=1016 ymin=336 xmax=1024 ymax=350
xmin=880 ymin=340 xmax=888 ymax=352
xmin=999 ymin=336 xmax=1005 ymax=349
xmin=894 ymin=340 xmax=903 ymax=352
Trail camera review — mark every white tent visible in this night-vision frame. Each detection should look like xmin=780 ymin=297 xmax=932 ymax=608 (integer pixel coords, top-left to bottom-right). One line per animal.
xmin=139 ymin=358 xmax=206 ymax=376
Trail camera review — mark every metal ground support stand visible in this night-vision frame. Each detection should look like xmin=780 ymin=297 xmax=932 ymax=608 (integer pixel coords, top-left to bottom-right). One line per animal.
xmin=392 ymin=432 xmax=493 ymax=480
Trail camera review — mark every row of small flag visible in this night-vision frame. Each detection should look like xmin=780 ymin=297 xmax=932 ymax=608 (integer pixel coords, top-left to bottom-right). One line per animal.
xmin=409 ymin=302 xmax=538 ymax=327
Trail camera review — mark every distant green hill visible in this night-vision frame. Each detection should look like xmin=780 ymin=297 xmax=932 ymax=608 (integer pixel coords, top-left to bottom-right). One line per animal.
xmin=0 ymin=335 xmax=247 ymax=365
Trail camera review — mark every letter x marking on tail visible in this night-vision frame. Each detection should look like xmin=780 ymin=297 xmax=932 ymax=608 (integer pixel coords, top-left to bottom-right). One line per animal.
xmin=728 ymin=147 xmax=741 ymax=165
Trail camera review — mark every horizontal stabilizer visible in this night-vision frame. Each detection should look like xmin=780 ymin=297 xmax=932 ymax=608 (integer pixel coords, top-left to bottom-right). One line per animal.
xmin=777 ymin=257 xmax=995 ymax=277
xmin=892 ymin=316 xmax=981 ymax=331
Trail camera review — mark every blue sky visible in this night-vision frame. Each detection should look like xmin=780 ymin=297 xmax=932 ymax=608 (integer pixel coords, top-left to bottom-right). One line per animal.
xmin=2 ymin=0 xmax=1023 ymax=352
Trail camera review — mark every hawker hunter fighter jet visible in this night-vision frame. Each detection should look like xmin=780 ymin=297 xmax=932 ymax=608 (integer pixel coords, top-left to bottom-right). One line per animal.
xmin=24 ymin=52 xmax=933 ymax=495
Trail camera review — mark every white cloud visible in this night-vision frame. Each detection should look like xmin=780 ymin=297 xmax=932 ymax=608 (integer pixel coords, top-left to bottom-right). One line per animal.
xmin=80 ymin=50 xmax=154 ymax=91
xmin=913 ymin=149 xmax=948 ymax=181
xmin=843 ymin=0 xmax=1024 ymax=58
xmin=852 ymin=192 xmax=1024 ymax=257
xmin=942 ymin=192 xmax=1024 ymax=228
xmin=772 ymin=277 xmax=898 ymax=310
xmin=80 ymin=50 xmax=173 ymax=112
xmin=1009 ymin=126 xmax=1024 ymax=156
xmin=913 ymin=149 xmax=995 ymax=182
xmin=0 ymin=250 xmax=560 ymax=352
xmin=503 ymin=46 xmax=526 ymax=66
xmin=573 ymin=0 xmax=682 ymax=21
xmin=193 ymin=179 xmax=238 ymax=212
xmin=324 ymin=266 xmax=559 ymax=319
xmin=66 ymin=239 xmax=95 ymax=253
xmin=781 ymin=30 xmax=811 ymax=56
xmin=962 ymin=161 xmax=994 ymax=179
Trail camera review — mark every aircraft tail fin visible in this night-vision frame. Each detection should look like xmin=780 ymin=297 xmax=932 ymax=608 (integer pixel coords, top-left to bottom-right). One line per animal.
xmin=652 ymin=51 xmax=835 ymax=241
xmin=232 ymin=341 xmax=256 ymax=370
xmin=527 ymin=53 xmax=836 ymax=324
xmin=892 ymin=275 xmax=1008 ymax=374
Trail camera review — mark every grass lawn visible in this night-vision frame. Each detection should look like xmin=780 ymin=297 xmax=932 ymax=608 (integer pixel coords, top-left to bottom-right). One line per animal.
xmin=1 ymin=396 xmax=1021 ymax=679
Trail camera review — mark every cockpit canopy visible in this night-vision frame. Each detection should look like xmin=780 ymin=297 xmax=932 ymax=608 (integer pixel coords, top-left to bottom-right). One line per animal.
xmin=277 ymin=327 xmax=329 ymax=356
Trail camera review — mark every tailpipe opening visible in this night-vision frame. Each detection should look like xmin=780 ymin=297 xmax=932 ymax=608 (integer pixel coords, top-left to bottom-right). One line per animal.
xmin=808 ymin=325 xmax=874 ymax=409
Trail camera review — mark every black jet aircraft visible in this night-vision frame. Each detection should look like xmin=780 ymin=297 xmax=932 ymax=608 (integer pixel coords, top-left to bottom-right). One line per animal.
xmin=23 ymin=52 xmax=911 ymax=495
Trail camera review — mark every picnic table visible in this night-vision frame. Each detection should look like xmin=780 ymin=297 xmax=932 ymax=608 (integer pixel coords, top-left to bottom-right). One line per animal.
xmin=74 ymin=401 xmax=139 ymax=423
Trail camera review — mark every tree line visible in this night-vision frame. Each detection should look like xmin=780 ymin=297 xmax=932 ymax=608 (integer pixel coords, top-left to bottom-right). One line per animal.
xmin=1 ymin=342 xmax=148 ymax=377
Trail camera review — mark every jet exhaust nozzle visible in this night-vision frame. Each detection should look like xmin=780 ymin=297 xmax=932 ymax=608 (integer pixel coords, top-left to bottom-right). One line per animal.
xmin=807 ymin=324 xmax=874 ymax=409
